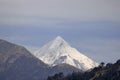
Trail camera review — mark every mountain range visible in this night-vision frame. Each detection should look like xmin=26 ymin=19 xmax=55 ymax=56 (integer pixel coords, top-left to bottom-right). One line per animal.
xmin=0 ymin=38 xmax=81 ymax=80
xmin=0 ymin=36 xmax=99 ymax=80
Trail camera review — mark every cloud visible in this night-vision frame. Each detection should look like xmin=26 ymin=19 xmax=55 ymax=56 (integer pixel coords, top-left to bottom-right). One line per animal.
xmin=0 ymin=0 xmax=120 ymax=26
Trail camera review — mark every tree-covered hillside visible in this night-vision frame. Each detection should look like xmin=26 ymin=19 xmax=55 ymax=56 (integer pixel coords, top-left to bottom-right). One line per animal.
xmin=47 ymin=59 xmax=120 ymax=80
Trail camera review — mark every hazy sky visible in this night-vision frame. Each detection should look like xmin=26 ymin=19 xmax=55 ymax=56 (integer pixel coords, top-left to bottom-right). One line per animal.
xmin=0 ymin=0 xmax=120 ymax=63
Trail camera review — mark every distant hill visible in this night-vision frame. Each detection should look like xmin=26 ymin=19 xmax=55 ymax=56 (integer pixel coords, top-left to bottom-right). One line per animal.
xmin=0 ymin=39 xmax=48 ymax=80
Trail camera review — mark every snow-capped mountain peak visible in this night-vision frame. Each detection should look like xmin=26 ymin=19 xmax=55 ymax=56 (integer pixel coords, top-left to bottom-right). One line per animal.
xmin=48 ymin=36 xmax=69 ymax=49
xmin=54 ymin=36 xmax=64 ymax=41
xmin=34 ymin=36 xmax=98 ymax=71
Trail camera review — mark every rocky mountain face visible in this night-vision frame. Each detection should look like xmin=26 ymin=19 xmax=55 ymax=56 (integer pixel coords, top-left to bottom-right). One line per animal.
xmin=34 ymin=36 xmax=98 ymax=71
xmin=0 ymin=39 xmax=48 ymax=80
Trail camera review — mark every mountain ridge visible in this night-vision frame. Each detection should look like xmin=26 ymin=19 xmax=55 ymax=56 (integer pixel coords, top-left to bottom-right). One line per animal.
xmin=0 ymin=39 xmax=82 ymax=80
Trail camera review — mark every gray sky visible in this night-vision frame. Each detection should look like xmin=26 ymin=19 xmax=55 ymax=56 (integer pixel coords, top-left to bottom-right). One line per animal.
xmin=0 ymin=0 xmax=120 ymax=63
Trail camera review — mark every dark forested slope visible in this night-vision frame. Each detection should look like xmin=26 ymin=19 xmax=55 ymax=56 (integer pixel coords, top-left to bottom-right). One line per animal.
xmin=47 ymin=59 xmax=120 ymax=80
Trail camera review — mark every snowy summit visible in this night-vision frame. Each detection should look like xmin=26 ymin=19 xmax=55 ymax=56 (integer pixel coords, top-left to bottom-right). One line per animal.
xmin=34 ymin=36 xmax=98 ymax=71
